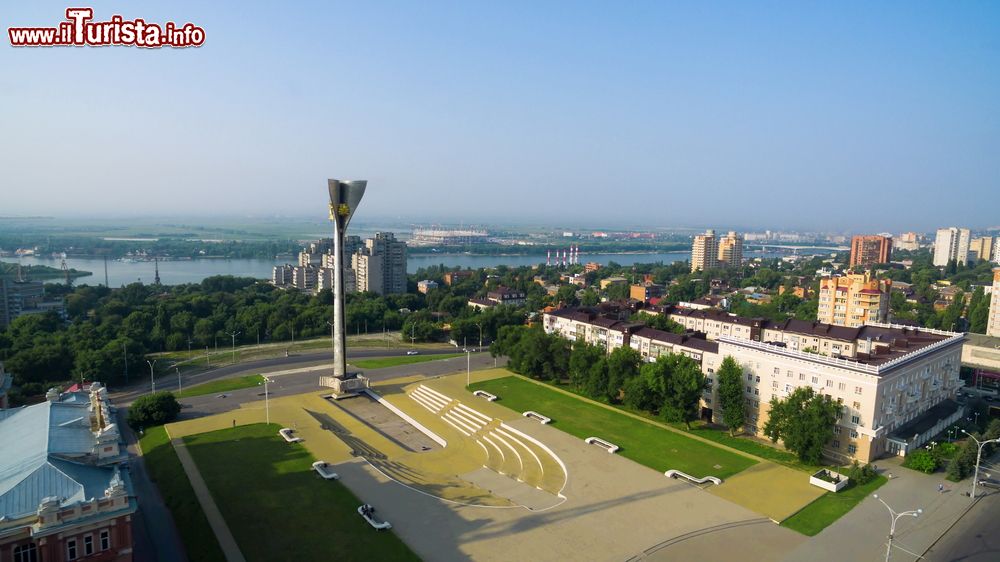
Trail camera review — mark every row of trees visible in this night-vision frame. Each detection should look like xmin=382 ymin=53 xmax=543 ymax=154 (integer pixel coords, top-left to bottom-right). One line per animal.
xmin=493 ymin=325 xmax=709 ymax=428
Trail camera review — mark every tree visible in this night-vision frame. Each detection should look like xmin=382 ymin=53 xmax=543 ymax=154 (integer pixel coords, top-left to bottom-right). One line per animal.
xmin=636 ymin=312 xmax=685 ymax=334
xmin=569 ymin=342 xmax=604 ymax=389
xmin=716 ymin=356 xmax=745 ymax=436
xmin=127 ymin=392 xmax=181 ymax=429
xmin=947 ymin=434 xmax=980 ymax=481
xmin=763 ymin=387 xmax=842 ymax=464
xmin=606 ymin=346 xmax=642 ymax=402
xmin=659 ymin=354 xmax=706 ymax=429
xmin=902 ymin=449 xmax=938 ymax=474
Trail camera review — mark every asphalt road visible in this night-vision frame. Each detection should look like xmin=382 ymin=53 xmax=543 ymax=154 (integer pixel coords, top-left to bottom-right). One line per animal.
xmin=925 ymin=483 xmax=1000 ymax=561
xmin=112 ymin=346 xmax=470 ymax=403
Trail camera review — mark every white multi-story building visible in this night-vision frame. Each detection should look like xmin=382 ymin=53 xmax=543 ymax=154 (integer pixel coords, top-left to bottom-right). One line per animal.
xmin=543 ymin=306 xmax=965 ymax=462
xmin=353 ymin=232 xmax=407 ymax=295
xmin=932 ymin=227 xmax=971 ymax=267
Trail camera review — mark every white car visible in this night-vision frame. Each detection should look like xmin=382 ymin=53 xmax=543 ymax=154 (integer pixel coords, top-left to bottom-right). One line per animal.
xmin=406 ymin=350 xmax=419 ymax=356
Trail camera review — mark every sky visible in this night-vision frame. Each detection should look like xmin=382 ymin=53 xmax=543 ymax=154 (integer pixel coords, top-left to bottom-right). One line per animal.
xmin=2 ymin=1 xmax=998 ymax=232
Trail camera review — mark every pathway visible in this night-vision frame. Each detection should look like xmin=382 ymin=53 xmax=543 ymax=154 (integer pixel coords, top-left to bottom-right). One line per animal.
xmin=170 ymin=436 xmax=247 ymax=562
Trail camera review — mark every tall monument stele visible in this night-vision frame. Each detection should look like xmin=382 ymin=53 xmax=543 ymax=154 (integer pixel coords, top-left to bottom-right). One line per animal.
xmin=327 ymin=179 xmax=367 ymax=379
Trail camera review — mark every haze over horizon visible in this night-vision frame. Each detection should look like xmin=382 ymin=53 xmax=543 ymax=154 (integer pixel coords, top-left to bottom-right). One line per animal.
xmin=2 ymin=1 xmax=998 ymax=231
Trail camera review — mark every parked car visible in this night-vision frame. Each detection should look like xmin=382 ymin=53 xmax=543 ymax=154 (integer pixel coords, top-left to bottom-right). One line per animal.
xmin=406 ymin=350 xmax=419 ymax=355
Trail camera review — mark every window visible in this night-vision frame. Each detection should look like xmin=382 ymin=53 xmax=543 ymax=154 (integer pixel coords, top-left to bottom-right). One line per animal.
xmin=755 ymin=375 xmax=761 ymax=383
xmin=811 ymin=376 xmax=818 ymax=384
xmin=852 ymin=401 xmax=861 ymax=410
xmin=67 ymin=539 xmax=78 ymax=560
xmin=799 ymin=373 xmax=805 ymax=381
xmin=834 ymin=426 xmax=841 ymax=434
xmin=14 ymin=544 xmax=38 ymax=562
xmin=848 ymin=444 xmax=857 ymax=454
xmin=850 ymin=430 xmax=859 ymax=439
xmin=100 ymin=529 xmax=111 ymax=551
xmin=855 ymin=386 xmax=863 ymax=395
xmin=832 ymin=440 xmax=840 ymax=448
xmin=774 ymin=367 xmax=780 ymax=375
xmin=838 ymin=382 xmax=846 ymax=391
xmin=826 ymin=379 xmax=833 ymax=387
xmin=754 ymin=388 xmax=759 ymax=395
xmin=772 ymin=381 xmax=779 ymax=390
xmin=851 ymin=415 xmax=860 ymax=424
xmin=746 ymin=373 xmax=753 ymax=382
xmin=84 ymin=535 xmax=94 ymax=556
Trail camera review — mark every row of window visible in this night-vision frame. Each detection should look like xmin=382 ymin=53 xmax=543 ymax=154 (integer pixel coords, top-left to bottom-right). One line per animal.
xmin=66 ymin=529 xmax=112 ymax=560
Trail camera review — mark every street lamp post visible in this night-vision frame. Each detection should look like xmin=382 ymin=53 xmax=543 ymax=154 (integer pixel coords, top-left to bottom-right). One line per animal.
xmin=475 ymin=322 xmax=483 ymax=350
xmin=260 ymin=376 xmax=272 ymax=425
xmin=961 ymin=429 xmax=1000 ymax=500
xmin=466 ymin=348 xmax=472 ymax=388
xmin=229 ymin=331 xmax=240 ymax=364
xmin=176 ymin=366 xmax=182 ymax=395
xmin=872 ymin=494 xmax=921 ymax=562
xmin=122 ymin=341 xmax=128 ymax=384
xmin=146 ymin=359 xmax=156 ymax=393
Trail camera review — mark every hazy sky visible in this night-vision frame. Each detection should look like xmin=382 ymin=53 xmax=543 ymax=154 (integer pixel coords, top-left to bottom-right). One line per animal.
xmin=2 ymin=1 xmax=998 ymax=231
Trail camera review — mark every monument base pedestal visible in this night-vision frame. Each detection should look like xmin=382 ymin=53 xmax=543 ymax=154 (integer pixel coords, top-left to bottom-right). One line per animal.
xmin=320 ymin=372 xmax=370 ymax=400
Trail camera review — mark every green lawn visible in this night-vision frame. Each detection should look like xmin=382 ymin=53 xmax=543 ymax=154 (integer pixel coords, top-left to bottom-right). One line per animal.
xmin=175 ymin=374 xmax=265 ymax=399
xmin=685 ymin=424 xmax=823 ymax=473
xmin=471 ymin=376 xmax=756 ymax=479
xmin=781 ymin=475 xmax=888 ymax=536
xmin=138 ymin=426 xmax=226 ymax=562
xmin=352 ymin=353 xmax=464 ymax=370
xmin=183 ymin=423 xmax=419 ymax=562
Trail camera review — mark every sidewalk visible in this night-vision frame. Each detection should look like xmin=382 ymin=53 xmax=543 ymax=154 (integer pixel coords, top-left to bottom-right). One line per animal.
xmin=783 ymin=456 xmax=980 ymax=562
xmin=170 ymin=436 xmax=247 ymax=562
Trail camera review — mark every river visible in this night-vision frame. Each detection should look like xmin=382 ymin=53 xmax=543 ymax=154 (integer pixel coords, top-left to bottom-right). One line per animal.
xmin=13 ymin=250 xmax=795 ymax=286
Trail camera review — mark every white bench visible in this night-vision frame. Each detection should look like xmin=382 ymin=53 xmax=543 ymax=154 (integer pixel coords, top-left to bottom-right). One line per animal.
xmin=664 ymin=469 xmax=722 ymax=486
xmin=522 ymin=411 xmax=551 ymax=424
xmin=358 ymin=505 xmax=392 ymax=530
xmin=278 ymin=428 xmax=303 ymax=443
xmin=312 ymin=461 xmax=339 ymax=480
xmin=584 ymin=436 xmax=619 ymax=453
xmin=473 ymin=390 xmax=498 ymax=402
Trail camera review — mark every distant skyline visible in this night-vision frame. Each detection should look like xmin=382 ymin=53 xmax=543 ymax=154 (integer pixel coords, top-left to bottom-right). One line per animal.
xmin=2 ymin=1 xmax=998 ymax=231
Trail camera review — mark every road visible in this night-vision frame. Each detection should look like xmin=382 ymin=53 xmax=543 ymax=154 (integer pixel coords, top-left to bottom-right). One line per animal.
xmin=111 ymin=346 xmax=470 ymax=403
xmin=925 ymin=485 xmax=1000 ymax=561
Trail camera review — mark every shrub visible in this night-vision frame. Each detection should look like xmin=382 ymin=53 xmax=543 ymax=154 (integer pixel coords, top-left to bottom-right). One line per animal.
xmin=127 ymin=391 xmax=181 ymax=429
xmin=903 ymin=449 xmax=938 ymax=474
xmin=846 ymin=460 xmax=878 ymax=485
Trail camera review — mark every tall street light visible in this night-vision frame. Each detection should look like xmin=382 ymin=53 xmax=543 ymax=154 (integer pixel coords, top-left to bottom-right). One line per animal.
xmin=146 ymin=359 xmax=157 ymax=393
xmin=122 ymin=341 xmax=129 ymax=384
xmin=229 ymin=331 xmax=241 ymax=364
xmin=961 ymin=429 xmax=1000 ymax=500
xmin=872 ymin=494 xmax=921 ymax=562
xmin=475 ymin=322 xmax=483 ymax=350
xmin=260 ymin=375 xmax=272 ymax=425
xmin=175 ymin=366 xmax=183 ymax=395
xmin=466 ymin=348 xmax=472 ymax=388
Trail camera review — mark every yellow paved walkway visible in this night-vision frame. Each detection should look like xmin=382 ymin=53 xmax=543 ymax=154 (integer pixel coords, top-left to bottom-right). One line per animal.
xmin=707 ymin=460 xmax=825 ymax=522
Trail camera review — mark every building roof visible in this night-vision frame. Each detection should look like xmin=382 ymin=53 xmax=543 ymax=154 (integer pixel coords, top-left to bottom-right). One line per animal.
xmin=0 ymin=396 xmax=127 ymax=520
xmin=632 ymin=327 xmax=719 ymax=354
xmin=887 ymin=399 xmax=962 ymax=445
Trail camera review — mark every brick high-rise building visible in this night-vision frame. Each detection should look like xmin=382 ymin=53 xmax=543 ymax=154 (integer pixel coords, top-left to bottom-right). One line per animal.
xmin=988 ymin=268 xmax=1000 ymax=337
xmin=690 ymin=229 xmax=719 ymax=272
xmin=969 ymin=237 xmax=995 ymax=264
xmin=933 ymin=227 xmax=971 ymax=267
xmin=817 ymin=272 xmax=891 ymax=328
xmin=352 ymin=232 xmax=407 ymax=295
xmin=849 ymin=235 xmax=892 ymax=268
xmin=717 ymin=231 xmax=744 ymax=268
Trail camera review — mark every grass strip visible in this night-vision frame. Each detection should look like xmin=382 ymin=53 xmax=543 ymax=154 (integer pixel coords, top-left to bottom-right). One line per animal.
xmin=780 ymin=475 xmax=887 ymax=536
xmin=352 ymin=353 xmax=464 ymax=369
xmin=138 ymin=426 xmax=226 ymax=562
xmin=471 ymin=376 xmax=756 ymax=479
xmin=183 ymin=423 xmax=419 ymax=562
xmin=175 ymin=374 xmax=265 ymax=399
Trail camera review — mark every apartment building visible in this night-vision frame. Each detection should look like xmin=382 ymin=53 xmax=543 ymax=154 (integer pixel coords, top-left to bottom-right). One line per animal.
xmin=351 ymin=232 xmax=407 ymax=295
xmin=816 ymin=273 xmax=891 ymax=328
xmin=933 ymin=227 xmax=971 ymax=266
xmin=717 ymin=231 xmax=744 ymax=268
xmin=988 ymin=268 xmax=1000 ymax=337
xmin=969 ymin=236 xmax=995 ymax=264
xmin=690 ymin=229 xmax=719 ymax=272
xmin=895 ymin=232 xmax=922 ymax=251
xmin=0 ymin=279 xmax=66 ymax=329
xmin=417 ymin=280 xmax=439 ymax=294
xmin=849 ymin=235 xmax=892 ymax=268
xmin=543 ymin=306 xmax=964 ymax=462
